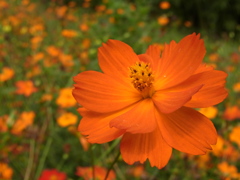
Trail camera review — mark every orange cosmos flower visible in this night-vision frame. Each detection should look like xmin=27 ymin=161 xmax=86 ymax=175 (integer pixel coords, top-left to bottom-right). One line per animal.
xmin=0 ymin=67 xmax=14 ymax=82
xmin=73 ymin=33 xmax=228 ymax=169
xmin=15 ymin=80 xmax=37 ymax=96
xmin=157 ymin=15 xmax=169 ymax=26
xmin=229 ymin=126 xmax=240 ymax=146
xmin=159 ymin=1 xmax=171 ymax=9
xmin=57 ymin=112 xmax=77 ymax=127
xmin=76 ymin=166 xmax=115 ymax=180
xmin=61 ymin=29 xmax=78 ymax=38
xmin=198 ymin=106 xmax=218 ymax=119
xmin=39 ymin=169 xmax=66 ymax=180
xmin=56 ymin=88 xmax=77 ymax=108
xmin=11 ymin=111 xmax=35 ymax=135
xmin=223 ymin=106 xmax=240 ymax=121
xmin=0 ymin=162 xmax=13 ymax=179
xmin=0 ymin=115 xmax=8 ymax=132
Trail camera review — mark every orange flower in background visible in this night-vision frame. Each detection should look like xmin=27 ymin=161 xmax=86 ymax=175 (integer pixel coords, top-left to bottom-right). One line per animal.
xmin=218 ymin=161 xmax=240 ymax=179
xmin=79 ymin=134 xmax=89 ymax=151
xmin=0 ymin=115 xmax=8 ymax=132
xmin=59 ymin=53 xmax=74 ymax=67
xmin=0 ymin=162 xmax=13 ymax=179
xmin=15 ymin=80 xmax=37 ymax=96
xmin=55 ymin=6 xmax=68 ymax=18
xmin=223 ymin=106 xmax=240 ymax=121
xmin=76 ymin=166 xmax=115 ymax=180
xmin=39 ymin=169 xmax=66 ymax=180
xmin=212 ymin=136 xmax=224 ymax=156
xmin=56 ymin=88 xmax=77 ymax=108
xmin=57 ymin=112 xmax=77 ymax=127
xmin=61 ymin=29 xmax=78 ymax=38
xmin=233 ymin=82 xmax=240 ymax=92
xmin=41 ymin=94 xmax=52 ymax=102
xmin=46 ymin=46 xmax=61 ymax=57
xmin=79 ymin=23 xmax=89 ymax=32
xmin=128 ymin=165 xmax=146 ymax=178
xmin=73 ymin=33 xmax=228 ymax=169
xmin=208 ymin=53 xmax=219 ymax=62
xmin=0 ymin=67 xmax=14 ymax=82
xmin=159 ymin=1 xmax=171 ymax=9
xmin=157 ymin=15 xmax=169 ymax=26
xmin=11 ymin=111 xmax=35 ymax=135
xmin=0 ymin=0 xmax=9 ymax=9
xmin=198 ymin=106 xmax=218 ymax=119
xmin=229 ymin=126 xmax=240 ymax=146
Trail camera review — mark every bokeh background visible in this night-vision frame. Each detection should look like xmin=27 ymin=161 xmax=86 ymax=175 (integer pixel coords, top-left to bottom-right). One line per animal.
xmin=0 ymin=0 xmax=240 ymax=179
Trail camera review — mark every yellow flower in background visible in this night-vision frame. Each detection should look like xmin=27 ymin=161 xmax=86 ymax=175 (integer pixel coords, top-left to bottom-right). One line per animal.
xmin=11 ymin=111 xmax=35 ymax=135
xmin=57 ymin=112 xmax=77 ymax=127
xmin=56 ymin=88 xmax=77 ymax=108
xmin=0 ymin=67 xmax=14 ymax=82
xmin=0 ymin=162 xmax=13 ymax=179
xmin=198 ymin=106 xmax=218 ymax=119
xmin=229 ymin=126 xmax=240 ymax=146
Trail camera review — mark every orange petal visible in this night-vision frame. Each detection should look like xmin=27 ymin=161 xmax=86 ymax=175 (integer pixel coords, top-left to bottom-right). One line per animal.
xmin=120 ymin=126 xmax=172 ymax=169
xmin=152 ymin=84 xmax=203 ymax=113
xmin=184 ymin=70 xmax=228 ymax=108
xmin=78 ymin=108 xmax=126 ymax=143
xmin=73 ymin=71 xmax=141 ymax=113
xmin=194 ymin=63 xmax=214 ymax=74
xmin=110 ymin=99 xmax=156 ymax=134
xmin=145 ymin=44 xmax=161 ymax=60
xmin=157 ymin=107 xmax=217 ymax=155
xmin=144 ymin=45 xmax=162 ymax=72
xmin=98 ymin=39 xmax=139 ymax=83
xmin=155 ymin=33 xmax=206 ymax=89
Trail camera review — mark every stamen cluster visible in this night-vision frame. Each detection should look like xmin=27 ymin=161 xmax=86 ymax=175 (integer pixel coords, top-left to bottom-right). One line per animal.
xmin=129 ymin=62 xmax=154 ymax=92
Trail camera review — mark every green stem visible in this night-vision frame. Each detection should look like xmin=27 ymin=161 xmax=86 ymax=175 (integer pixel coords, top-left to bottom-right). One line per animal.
xmin=90 ymin=145 xmax=95 ymax=180
xmin=104 ymin=151 xmax=121 ymax=180
xmin=34 ymin=138 xmax=52 ymax=180
xmin=24 ymin=139 xmax=35 ymax=180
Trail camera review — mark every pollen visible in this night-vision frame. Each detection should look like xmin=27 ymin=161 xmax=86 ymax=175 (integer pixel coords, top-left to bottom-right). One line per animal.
xmin=129 ymin=61 xmax=154 ymax=92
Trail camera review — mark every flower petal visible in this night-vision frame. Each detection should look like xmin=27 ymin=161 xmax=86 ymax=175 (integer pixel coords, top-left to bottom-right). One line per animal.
xmin=157 ymin=107 xmax=217 ymax=155
xmin=152 ymin=85 xmax=203 ymax=114
xmin=78 ymin=108 xmax=126 ymax=144
xmin=98 ymin=39 xmax=139 ymax=82
xmin=73 ymin=71 xmax=141 ymax=113
xmin=155 ymin=33 xmax=206 ymax=89
xmin=184 ymin=70 xmax=228 ymax=108
xmin=120 ymin=126 xmax=172 ymax=169
xmin=110 ymin=99 xmax=156 ymax=134
xmin=145 ymin=44 xmax=161 ymax=60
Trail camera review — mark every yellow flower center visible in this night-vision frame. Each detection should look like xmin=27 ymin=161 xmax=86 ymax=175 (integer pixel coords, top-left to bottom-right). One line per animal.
xmin=129 ymin=61 xmax=155 ymax=98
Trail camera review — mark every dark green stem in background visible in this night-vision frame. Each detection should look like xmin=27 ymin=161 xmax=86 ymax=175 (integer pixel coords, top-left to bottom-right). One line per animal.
xmin=104 ymin=151 xmax=121 ymax=180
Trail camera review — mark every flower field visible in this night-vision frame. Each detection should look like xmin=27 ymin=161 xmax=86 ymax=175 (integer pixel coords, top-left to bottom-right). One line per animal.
xmin=0 ymin=0 xmax=240 ymax=179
